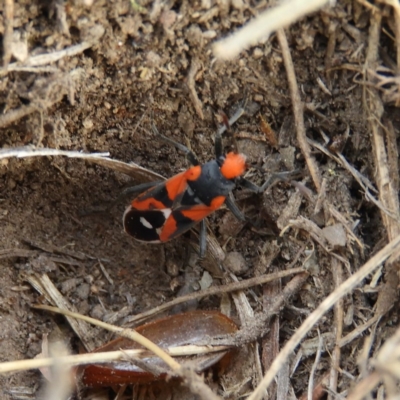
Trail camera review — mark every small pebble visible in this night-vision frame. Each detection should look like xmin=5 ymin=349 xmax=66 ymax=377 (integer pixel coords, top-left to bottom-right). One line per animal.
xmin=253 ymin=48 xmax=263 ymax=59
xmin=90 ymin=304 xmax=105 ymax=320
xmin=223 ymin=252 xmax=247 ymax=275
xmin=74 ymin=283 xmax=90 ymax=300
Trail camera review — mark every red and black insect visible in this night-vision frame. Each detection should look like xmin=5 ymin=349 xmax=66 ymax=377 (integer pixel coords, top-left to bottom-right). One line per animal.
xmin=123 ymin=122 xmax=284 ymax=256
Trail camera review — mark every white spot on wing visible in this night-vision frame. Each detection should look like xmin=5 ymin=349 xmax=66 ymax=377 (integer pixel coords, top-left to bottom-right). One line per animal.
xmin=140 ymin=217 xmax=153 ymax=229
xmin=161 ymin=209 xmax=172 ymax=219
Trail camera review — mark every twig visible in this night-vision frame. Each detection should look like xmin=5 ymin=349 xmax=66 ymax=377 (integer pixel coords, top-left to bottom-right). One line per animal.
xmin=0 ymin=105 xmax=37 ymax=128
xmin=368 ymin=111 xmax=400 ymax=239
xmin=187 ymin=58 xmax=204 ymax=120
xmin=328 ymin=258 xmax=344 ymax=400
xmin=384 ymin=121 xmax=400 ymax=194
xmin=338 ymin=314 xmax=380 ymax=348
xmin=365 ymin=7 xmax=400 ymax=319
xmin=213 ymin=0 xmax=331 ymax=60
xmin=247 ymin=234 xmax=400 ymax=400
xmin=0 ymin=249 xmax=39 ymax=259
xmin=4 ymin=47 xmax=85 ymax=70
xmin=261 ymin=272 xmax=281 ymax=399
xmin=325 ymin=20 xmax=338 ymax=72
xmin=3 ymin=0 xmax=14 ymax=67
xmin=277 ymin=29 xmax=322 ymax=192
xmin=28 ymin=274 xmax=96 ymax=351
xmin=2 ymin=66 xmax=59 ymax=73
xmin=375 ymin=0 xmax=400 ymax=21
xmin=22 ymin=237 xmax=87 ymax=260
xmin=98 ymin=260 xmax=114 ymax=285
xmin=227 ymin=272 xmax=254 ymax=323
xmin=393 ymin=11 xmax=400 ymax=72
xmin=308 ymin=329 xmax=323 ymax=400
xmin=346 ymin=372 xmax=381 ymax=400
xmin=126 ymin=267 xmax=304 ymax=324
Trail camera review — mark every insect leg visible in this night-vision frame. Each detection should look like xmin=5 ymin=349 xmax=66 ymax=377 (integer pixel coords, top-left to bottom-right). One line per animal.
xmin=238 ymin=170 xmax=301 ymax=193
xmin=152 ymin=124 xmax=200 ymax=166
xmin=225 ymin=193 xmax=247 ymax=222
xmin=199 ymin=219 xmax=207 ymax=258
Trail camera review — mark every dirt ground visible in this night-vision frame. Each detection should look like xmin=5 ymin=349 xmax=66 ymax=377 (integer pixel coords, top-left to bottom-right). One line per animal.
xmin=0 ymin=0 xmax=399 ymax=399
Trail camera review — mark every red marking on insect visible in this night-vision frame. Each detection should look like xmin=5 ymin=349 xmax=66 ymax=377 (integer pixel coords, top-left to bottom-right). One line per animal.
xmin=220 ymin=152 xmax=246 ymax=179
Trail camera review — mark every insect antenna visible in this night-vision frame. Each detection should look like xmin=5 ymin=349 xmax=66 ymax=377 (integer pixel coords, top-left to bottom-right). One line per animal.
xmin=151 ymin=124 xmax=200 ymax=166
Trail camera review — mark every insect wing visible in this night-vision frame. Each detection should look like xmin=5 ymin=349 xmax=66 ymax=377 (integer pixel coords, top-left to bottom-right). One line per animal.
xmin=132 ymin=172 xmax=189 ymax=210
xmin=125 ymin=173 xmax=190 ymax=242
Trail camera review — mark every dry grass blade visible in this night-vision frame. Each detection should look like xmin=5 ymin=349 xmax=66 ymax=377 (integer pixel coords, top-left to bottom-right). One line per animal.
xmin=328 ymin=258 xmax=344 ymax=399
xmin=347 ymin=323 xmax=400 ymax=399
xmin=338 ymin=314 xmax=380 ymax=348
xmin=0 ymin=146 xmax=164 ymax=182
xmin=277 ymin=29 xmax=322 ymax=192
xmin=0 ymin=146 xmax=109 ymax=161
xmin=26 ymin=274 xmax=96 ymax=352
xmin=364 ymin=5 xmax=400 ymax=322
xmin=346 ymin=371 xmax=381 ymax=400
xmin=213 ymin=0 xmax=332 ymax=60
xmin=308 ymin=329 xmax=323 ymax=400
xmin=262 ymin=274 xmax=282 ymax=399
xmin=369 ymin=115 xmax=400 ymax=238
xmin=0 ymin=345 xmax=231 ymax=374
xmin=247 ymin=234 xmax=400 ymax=400
xmin=375 ymin=0 xmax=400 ymax=16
